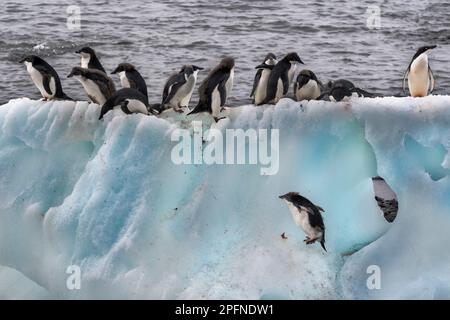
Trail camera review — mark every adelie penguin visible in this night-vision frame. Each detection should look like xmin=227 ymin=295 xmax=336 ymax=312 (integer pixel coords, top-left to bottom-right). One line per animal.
xmin=251 ymin=53 xmax=277 ymax=106
xmin=20 ymin=55 xmax=72 ymax=101
xmin=294 ymin=69 xmax=323 ymax=101
xmin=75 ymin=47 xmax=107 ymax=74
xmin=99 ymin=88 xmax=158 ymax=120
xmin=261 ymin=52 xmax=304 ymax=105
xmin=403 ymin=45 xmax=437 ymax=97
xmin=319 ymin=79 xmax=378 ymax=102
xmin=68 ymin=67 xmax=116 ymax=105
xmin=111 ymin=63 xmax=149 ymax=100
xmin=279 ymin=192 xmax=326 ymax=251
xmin=161 ymin=65 xmax=204 ymax=113
xmin=188 ymin=57 xmax=235 ymax=122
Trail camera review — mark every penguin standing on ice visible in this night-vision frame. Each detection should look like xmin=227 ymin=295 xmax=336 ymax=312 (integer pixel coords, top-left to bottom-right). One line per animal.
xmin=111 ymin=63 xmax=149 ymax=100
xmin=19 ymin=55 xmax=72 ymax=101
xmin=294 ymin=69 xmax=323 ymax=101
xmin=99 ymin=88 xmax=157 ymax=119
xmin=261 ymin=52 xmax=304 ymax=105
xmin=75 ymin=47 xmax=107 ymax=74
xmin=161 ymin=65 xmax=204 ymax=113
xmin=279 ymin=192 xmax=326 ymax=251
xmin=67 ymin=67 xmax=116 ymax=105
xmin=250 ymin=53 xmax=277 ymax=105
xmin=403 ymin=45 xmax=437 ymax=97
xmin=188 ymin=57 xmax=235 ymax=122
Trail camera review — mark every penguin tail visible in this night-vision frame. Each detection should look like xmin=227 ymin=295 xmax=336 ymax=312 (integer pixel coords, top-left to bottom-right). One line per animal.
xmin=187 ymin=102 xmax=205 ymax=116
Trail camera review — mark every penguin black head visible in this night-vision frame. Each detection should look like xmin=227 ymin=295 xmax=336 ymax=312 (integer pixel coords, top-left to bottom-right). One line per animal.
xmin=111 ymin=63 xmax=136 ymax=74
xmin=298 ymin=69 xmax=318 ymax=81
xmin=180 ymin=65 xmax=204 ymax=77
xmin=120 ymin=99 xmax=130 ymax=109
xmin=220 ymin=56 xmax=235 ymax=70
xmin=192 ymin=65 xmax=204 ymax=72
xmin=19 ymin=55 xmax=39 ymax=64
xmin=264 ymin=53 xmax=277 ymax=65
xmin=67 ymin=66 xmax=86 ymax=78
xmin=76 ymin=47 xmax=97 ymax=58
xmin=414 ymin=45 xmax=437 ymax=57
xmin=279 ymin=192 xmax=299 ymax=202
xmin=329 ymin=79 xmax=355 ymax=101
xmin=284 ymin=52 xmax=304 ymax=64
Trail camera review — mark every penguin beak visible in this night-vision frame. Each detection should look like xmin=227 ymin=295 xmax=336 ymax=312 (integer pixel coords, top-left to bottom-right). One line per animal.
xmin=67 ymin=72 xmax=74 ymax=78
xmin=19 ymin=58 xmax=26 ymax=64
xmin=111 ymin=68 xmax=118 ymax=75
xmin=75 ymin=49 xmax=81 ymax=54
xmin=429 ymin=45 xmax=437 ymax=50
xmin=279 ymin=194 xmax=286 ymax=200
xmin=192 ymin=65 xmax=204 ymax=71
xmin=255 ymin=64 xmax=271 ymax=70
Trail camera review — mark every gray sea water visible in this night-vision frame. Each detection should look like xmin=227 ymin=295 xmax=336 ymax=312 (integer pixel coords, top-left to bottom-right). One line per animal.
xmin=1 ymin=0 xmax=449 ymax=105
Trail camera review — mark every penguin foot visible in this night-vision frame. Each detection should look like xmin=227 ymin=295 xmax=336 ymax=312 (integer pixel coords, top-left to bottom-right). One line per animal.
xmin=306 ymin=237 xmax=319 ymax=245
xmin=213 ymin=116 xmax=227 ymax=123
xmin=303 ymin=237 xmax=310 ymax=242
xmin=173 ymin=107 xmax=185 ymax=113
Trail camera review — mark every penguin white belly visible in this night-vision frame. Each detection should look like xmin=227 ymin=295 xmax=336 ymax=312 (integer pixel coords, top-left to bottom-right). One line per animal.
xmin=81 ymin=79 xmax=106 ymax=105
xmin=408 ymin=54 xmax=430 ymax=97
xmin=173 ymin=75 xmax=196 ymax=107
xmin=180 ymin=73 xmax=197 ymax=107
xmin=27 ymin=63 xmax=55 ymax=99
xmin=254 ymin=69 xmax=271 ymax=105
xmin=126 ymin=99 xmax=149 ymax=115
xmin=296 ymin=80 xmax=321 ymax=101
xmin=288 ymin=64 xmax=297 ymax=86
xmin=119 ymin=72 xmax=131 ymax=88
xmin=274 ymin=78 xmax=284 ymax=103
xmin=286 ymin=202 xmax=317 ymax=238
xmin=211 ymin=86 xmax=221 ymax=117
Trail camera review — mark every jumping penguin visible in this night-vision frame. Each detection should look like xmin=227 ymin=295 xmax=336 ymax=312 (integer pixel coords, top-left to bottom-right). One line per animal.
xmin=67 ymin=67 xmax=116 ymax=105
xmin=75 ymin=47 xmax=107 ymax=74
xmin=261 ymin=52 xmax=304 ymax=105
xmin=161 ymin=65 xmax=204 ymax=113
xmin=294 ymin=69 xmax=323 ymax=101
xmin=403 ymin=45 xmax=437 ymax=97
xmin=188 ymin=57 xmax=235 ymax=122
xmin=279 ymin=192 xmax=326 ymax=251
xmin=111 ymin=63 xmax=149 ymax=100
xmin=99 ymin=88 xmax=158 ymax=120
xmin=250 ymin=53 xmax=277 ymax=105
xmin=19 ymin=55 xmax=72 ymax=101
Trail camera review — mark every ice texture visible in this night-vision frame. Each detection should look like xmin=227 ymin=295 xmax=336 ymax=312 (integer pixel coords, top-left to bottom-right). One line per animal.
xmin=0 ymin=96 xmax=448 ymax=299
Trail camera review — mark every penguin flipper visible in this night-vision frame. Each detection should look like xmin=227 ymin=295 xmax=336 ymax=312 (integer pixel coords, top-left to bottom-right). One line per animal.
xmin=250 ymin=69 xmax=262 ymax=98
xmin=429 ymin=67 xmax=435 ymax=94
xmin=218 ymin=81 xmax=228 ymax=107
xmin=282 ymin=71 xmax=290 ymax=95
xmin=262 ymin=74 xmax=278 ymax=104
xmin=402 ymin=68 xmax=410 ymax=96
xmin=162 ymin=73 xmax=186 ymax=105
xmin=320 ymin=239 xmax=327 ymax=252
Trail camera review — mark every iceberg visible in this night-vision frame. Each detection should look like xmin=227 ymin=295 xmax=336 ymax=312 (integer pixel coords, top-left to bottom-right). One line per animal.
xmin=0 ymin=96 xmax=448 ymax=299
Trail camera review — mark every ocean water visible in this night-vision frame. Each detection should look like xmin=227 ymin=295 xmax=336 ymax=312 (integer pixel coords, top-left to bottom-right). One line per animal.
xmin=1 ymin=0 xmax=449 ymax=105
